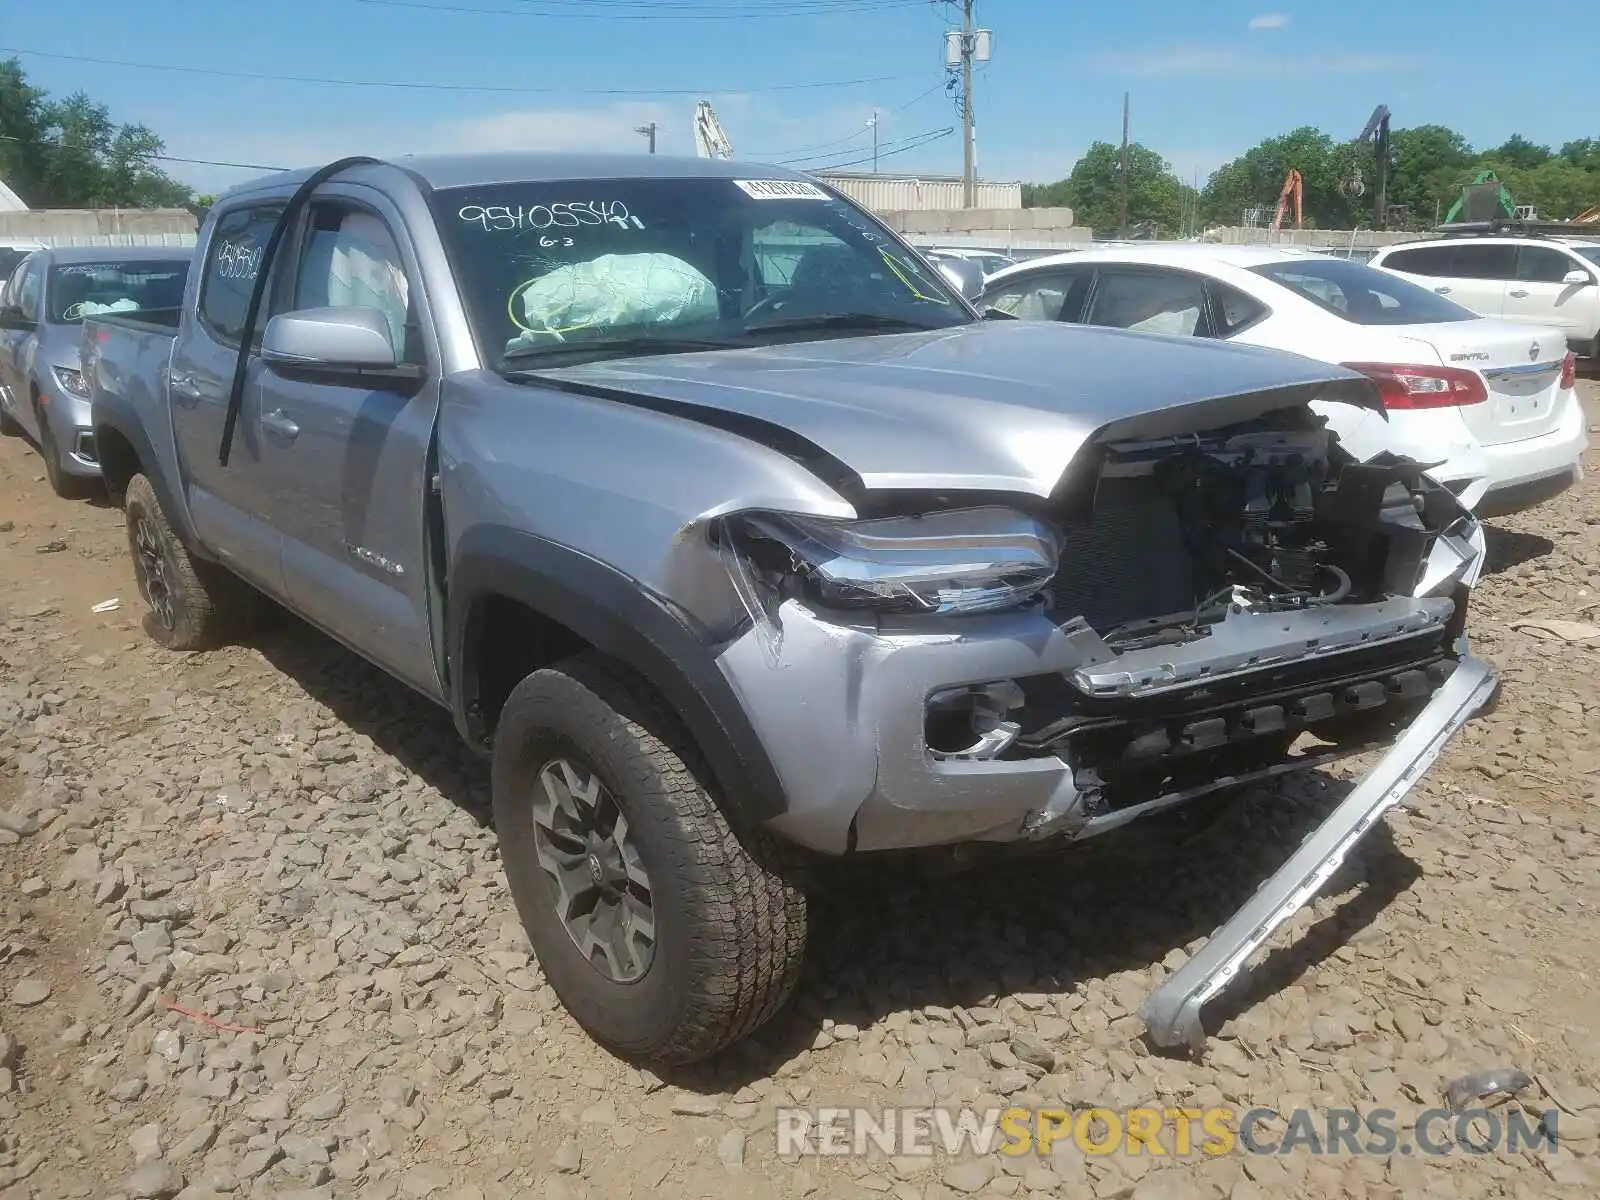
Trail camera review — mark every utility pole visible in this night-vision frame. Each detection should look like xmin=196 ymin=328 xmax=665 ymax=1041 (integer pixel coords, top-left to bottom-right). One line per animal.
xmin=961 ymin=0 xmax=974 ymax=207
xmin=868 ymin=110 xmax=880 ymax=172
xmin=1119 ymin=92 xmax=1130 ymax=236
xmin=944 ymin=2 xmax=990 ymax=208
xmin=635 ymin=122 xmax=657 ymax=154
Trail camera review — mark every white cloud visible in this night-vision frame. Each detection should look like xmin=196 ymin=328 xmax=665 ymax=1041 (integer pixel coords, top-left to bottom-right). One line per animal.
xmin=1085 ymin=45 xmax=1419 ymax=79
xmin=1247 ymin=13 xmax=1291 ymax=30
xmin=156 ymin=95 xmax=932 ymax=193
xmin=161 ymin=101 xmax=681 ymax=192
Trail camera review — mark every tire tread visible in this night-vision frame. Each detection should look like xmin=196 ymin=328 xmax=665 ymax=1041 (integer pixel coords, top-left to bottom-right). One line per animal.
xmin=500 ymin=652 xmax=807 ymax=1064
xmin=124 ymin=473 xmax=252 ymax=650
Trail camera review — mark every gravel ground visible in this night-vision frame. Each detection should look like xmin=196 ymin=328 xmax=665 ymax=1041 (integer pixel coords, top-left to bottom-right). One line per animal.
xmin=3 ymin=389 xmax=1600 ymax=1199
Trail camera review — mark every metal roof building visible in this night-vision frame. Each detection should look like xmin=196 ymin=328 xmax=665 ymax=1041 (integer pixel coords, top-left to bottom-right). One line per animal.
xmin=813 ymin=171 xmax=1022 ymax=213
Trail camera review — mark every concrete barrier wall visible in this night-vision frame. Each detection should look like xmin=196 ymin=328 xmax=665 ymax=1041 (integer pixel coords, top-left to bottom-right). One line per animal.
xmin=0 ymin=209 xmax=198 ymax=239
xmin=1206 ymin=226 xmax=1417 ymax=249
xmin=881 ymin=206 xmax=1076 ymax=235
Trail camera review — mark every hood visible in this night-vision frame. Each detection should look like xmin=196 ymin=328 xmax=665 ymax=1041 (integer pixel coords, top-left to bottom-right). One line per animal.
xmin=538 ymin=321 xmax=1378 ymax=499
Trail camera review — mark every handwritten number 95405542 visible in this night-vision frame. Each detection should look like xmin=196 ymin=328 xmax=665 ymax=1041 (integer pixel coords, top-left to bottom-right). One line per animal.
xmin=458 ymin=201 xmax=644 ymax=233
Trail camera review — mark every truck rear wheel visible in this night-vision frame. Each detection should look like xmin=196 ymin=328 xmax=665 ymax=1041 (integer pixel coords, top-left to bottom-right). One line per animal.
xmin=123 ymin=473 xmax=253 ymax=650
xmin=491 ymin=652 xmax=808 ymax=1065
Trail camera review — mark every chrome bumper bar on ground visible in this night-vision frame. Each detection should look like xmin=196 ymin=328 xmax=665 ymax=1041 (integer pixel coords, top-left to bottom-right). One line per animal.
xmin=1142 ymin=654 xmax=1499 ymax=1049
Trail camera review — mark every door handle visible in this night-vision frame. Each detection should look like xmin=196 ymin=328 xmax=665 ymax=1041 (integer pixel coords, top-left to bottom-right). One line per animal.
xmin=262 ymin=409 xmax=300 ymax=440
xmin=1509 ymin=289 xmax=1529 ymax=298
xmin=1433 ymin=286 xmax=1452 ymax=294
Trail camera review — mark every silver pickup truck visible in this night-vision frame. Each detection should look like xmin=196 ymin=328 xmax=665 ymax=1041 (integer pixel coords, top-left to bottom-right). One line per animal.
xmin=84 ymin=153 xmax=1498 ymax=1066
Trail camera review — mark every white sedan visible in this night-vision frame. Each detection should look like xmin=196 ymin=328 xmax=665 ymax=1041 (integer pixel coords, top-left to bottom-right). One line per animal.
xmin=981 ymin=244 xmax=1590 ymax=516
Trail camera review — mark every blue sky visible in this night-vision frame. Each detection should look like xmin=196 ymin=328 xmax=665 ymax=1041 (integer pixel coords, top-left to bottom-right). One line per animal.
xmin=6 ymin=1 xmax=1597 ymax=195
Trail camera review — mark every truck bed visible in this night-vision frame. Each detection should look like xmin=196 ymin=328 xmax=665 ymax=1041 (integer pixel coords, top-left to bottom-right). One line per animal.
xmin=82 ymin=310 xmax=180 ymax=412
xmin=82 ymin=311 xmax=184 ymax=504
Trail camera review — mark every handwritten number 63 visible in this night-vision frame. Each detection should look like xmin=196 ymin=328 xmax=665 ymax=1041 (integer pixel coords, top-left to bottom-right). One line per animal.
xmin=539 ymin=236 xmax=575 ymax=249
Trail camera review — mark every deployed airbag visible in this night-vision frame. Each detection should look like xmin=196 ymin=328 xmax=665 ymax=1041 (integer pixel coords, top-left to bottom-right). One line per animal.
xmin=507 ymin=252 xmax=718 ymax=351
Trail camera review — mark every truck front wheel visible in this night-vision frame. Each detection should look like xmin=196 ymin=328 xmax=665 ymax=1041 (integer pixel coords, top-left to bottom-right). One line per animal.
xmin=492 ymin=652 xmax=808 ymax=1065
xmin=123 ymin=473 xmax=253 ymax=650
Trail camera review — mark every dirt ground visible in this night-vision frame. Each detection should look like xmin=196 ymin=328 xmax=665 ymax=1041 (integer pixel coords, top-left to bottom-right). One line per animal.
xmin=3 ymin=387 xmax=1600 ymax=1200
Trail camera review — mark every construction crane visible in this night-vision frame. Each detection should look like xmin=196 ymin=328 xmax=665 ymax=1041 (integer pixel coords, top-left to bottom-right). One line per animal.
xmin=1270 ymin=168 xmax=1303 ymax=233
xmin=1340 ymin=104 xmax=1392 ymax=229
xmin=693 ymin=102 xmax=734 ymax=160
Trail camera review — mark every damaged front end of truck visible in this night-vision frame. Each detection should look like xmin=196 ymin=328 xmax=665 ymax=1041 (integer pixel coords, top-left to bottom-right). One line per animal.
xmin=704 ymin=373 xmax=1497 ymax=1048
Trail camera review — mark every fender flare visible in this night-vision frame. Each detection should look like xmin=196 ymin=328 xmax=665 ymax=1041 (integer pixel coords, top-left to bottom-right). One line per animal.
xmin=448 ymin=525 xmax=788 ymax=831
xmin=91 ymin=399 xmax=202 ymax=550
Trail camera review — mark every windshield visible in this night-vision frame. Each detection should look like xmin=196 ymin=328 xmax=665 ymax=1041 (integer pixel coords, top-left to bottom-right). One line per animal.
xmin=1251 ymin=257 xmax=1473 ymax=326
xmin=46 ymin=260 xmax=190 ymax=325
xmin=432 ymin=177 xmax=972 ymax=370
xmin=1572 ymin=246 xmax=1600 ymax=269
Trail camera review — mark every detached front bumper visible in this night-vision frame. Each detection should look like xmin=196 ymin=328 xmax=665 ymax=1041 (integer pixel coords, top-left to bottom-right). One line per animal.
xmin=1143 ymin=652 xmax=1498 ymax=1048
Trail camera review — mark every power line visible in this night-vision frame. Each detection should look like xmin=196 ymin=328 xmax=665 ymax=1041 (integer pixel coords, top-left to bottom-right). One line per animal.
xmin=0 ymin=130 xmax=281 ymax=172
xmin=358 ymin=0 xmax=922 ymax=19
xmin=748 ymin=80 xmax=946 ymax=162
xmin=798 ymin=127 xmax=954 ymax=172
xmin=0 ymin=46 xmax=900 ymax=96
xmin=781 ymin=122 xmax=946 ymax=167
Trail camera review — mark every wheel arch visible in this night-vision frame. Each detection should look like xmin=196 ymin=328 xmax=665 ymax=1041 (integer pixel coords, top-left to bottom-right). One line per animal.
xmin=91 ymin=401 xmax=198 ymax=546
xmin=448 ymin=525 xmax=788 ymax=832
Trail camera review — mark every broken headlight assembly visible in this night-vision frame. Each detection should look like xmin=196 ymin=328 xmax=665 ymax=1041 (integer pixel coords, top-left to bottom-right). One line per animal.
xmin=716 ymin=506 xmax=1063 ymax=660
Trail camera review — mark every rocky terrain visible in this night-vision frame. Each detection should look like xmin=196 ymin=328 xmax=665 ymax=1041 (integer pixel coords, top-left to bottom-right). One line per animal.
xmin=3 ymin=389 xmax=1600 ymax=1200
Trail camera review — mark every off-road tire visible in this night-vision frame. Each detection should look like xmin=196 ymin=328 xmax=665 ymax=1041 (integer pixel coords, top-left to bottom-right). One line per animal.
xmin=492 ymin=651 xmax=808 ymax=1065
xmin=123 ymin=473 xmax=254 ymax=650
xmin=37 ymin=407 xmax=95 ymax=500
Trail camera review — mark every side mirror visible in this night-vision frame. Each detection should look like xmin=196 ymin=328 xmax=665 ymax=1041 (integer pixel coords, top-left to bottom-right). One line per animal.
xmin=1563 ymin=269 xmax=1593 ymax=286
xmin=935 ymin=258 xmax=986 ymax=302
xmin=981 ymin=306 xmax=1018 ymax=321
xmin=261 ymin=306 xmax=416 ymax=382
xmin=0 ymin=304 xmax=34 ymax=332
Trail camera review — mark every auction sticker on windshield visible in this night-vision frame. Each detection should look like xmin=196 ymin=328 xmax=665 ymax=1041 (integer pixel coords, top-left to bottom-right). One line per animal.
xmin=734 ymin=179 xmax=829 ymax=200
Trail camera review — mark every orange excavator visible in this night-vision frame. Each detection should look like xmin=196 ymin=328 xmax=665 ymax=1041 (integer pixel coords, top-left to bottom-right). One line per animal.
xmin=1271 ymin=168 xmax=1304 ymax=232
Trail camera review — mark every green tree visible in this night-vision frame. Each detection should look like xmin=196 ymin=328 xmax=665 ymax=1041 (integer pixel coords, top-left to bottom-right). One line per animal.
xmin=1490 ymin=134 xmax=1552 ymax=170
xmin=0 ymin=59 xmax=190 ymax=208
xmin=1385 ymin=124 xmax=1473 ymax=224
xmin=1199 ymin=126 xmax=1359 ymax=229
xmin=1561 ymin=138 xmax=1600 ymax=172
xmin=0 ymin=58 xmax=49 ymax=203
xmin=1032 ymin=141 xmax=1192 ymax=236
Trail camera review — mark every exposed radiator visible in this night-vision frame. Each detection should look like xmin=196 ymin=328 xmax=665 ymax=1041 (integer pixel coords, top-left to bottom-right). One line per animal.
xmin=1046 ymin=476 xmax=1196 ymax=631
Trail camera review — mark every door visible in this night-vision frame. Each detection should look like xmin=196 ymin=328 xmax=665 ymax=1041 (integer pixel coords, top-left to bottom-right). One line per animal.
xmin=1379 ymin=244 xmax=1508 ymax=316
xmin=1502 ymin=245 xmax=1596 ymax=337
xmin=0 ymin=257 xmax=43 ymax=435
xmin=262 ymin=192 xmax=445 ymax=697
xmin=980 ymin=267 xmax=1092 ymax=321
xmin=1082 ymin=267 xmax=1212 ymax=337
xmin=167 ymin=202 xmax=290 ymax=595
xmin=1440 ymin=244 xmax=1513 ymax=316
